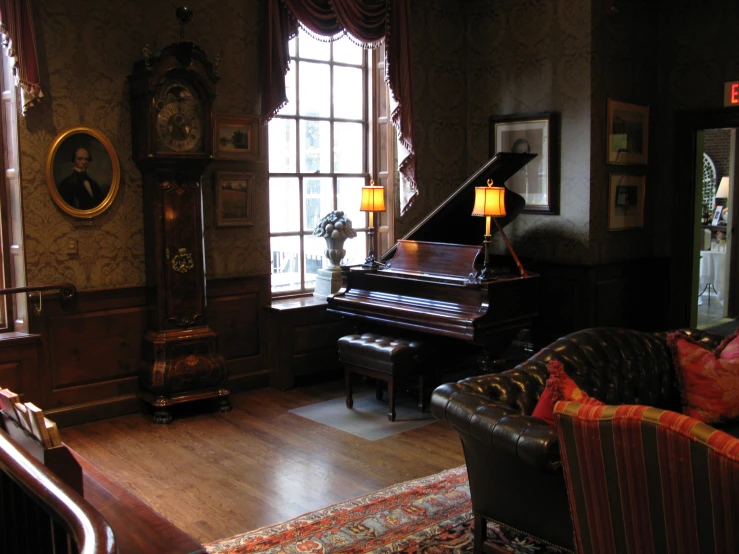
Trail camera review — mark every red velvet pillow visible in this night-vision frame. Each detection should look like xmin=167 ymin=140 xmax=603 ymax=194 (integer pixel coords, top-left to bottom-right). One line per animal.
xmin=668 ymin=329 xmax=739 ymax=424
xmin=532 ymin=360 xmax=604 ymax=425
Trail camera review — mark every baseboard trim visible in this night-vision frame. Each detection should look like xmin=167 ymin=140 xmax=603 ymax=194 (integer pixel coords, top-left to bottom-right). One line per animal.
xmin=47 ymin=395 xmax=142 ymax=428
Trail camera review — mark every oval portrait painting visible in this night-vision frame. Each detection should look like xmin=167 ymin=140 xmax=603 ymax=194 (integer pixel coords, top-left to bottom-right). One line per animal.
xmin=45 ymin=127 xmax=120 ymax=219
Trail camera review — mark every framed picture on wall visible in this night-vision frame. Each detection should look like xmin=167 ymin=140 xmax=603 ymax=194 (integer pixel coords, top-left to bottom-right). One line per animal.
xmin=607 ymin=99 xmax=649 ymax=165
xmin=488 ymin=111 xmax=560 ymax=215
xmin=608 ymin=174 xmax=645 ymax=230
xmin=216 ymin=171 xmax=255 ymax=227
xmin=45 ymin=126 xmax=121 ymax=219
xmin=214 ymin=115 xmax=260 ymax=160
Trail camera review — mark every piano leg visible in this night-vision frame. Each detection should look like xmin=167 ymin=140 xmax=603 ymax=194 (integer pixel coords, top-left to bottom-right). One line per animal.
xmin=345 ymin=371 xmax=354 ymax=409
xmin=388 ymin=380 xmax=396 ymax=422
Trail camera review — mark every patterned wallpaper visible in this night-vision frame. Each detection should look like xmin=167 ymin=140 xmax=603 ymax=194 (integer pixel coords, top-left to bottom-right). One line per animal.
xmin=653 ymin=0 xmax=739 ymax=257
xmin=20 ymin=0 xmax=739 ymax=290
xmin=21 ymin=0 xmax=269 ymax=289
xmin=464 ymin=0 xmax=593 ymax=264
xmin=393 ymin=0 xmax=468 ymax=240
xmin=589 ymin=0 xmax=658 ymax=264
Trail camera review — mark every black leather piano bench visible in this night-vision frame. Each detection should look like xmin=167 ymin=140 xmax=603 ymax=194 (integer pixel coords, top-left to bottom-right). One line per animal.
xmin=337 ymin=333 xmax=429 ymax=422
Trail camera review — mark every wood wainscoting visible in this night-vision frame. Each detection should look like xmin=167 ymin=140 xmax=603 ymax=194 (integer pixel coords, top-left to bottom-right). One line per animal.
xmin=28 ymin=275 xmax=271 ymax=427
xmin=533 ymin=256 xmax=672 ymax=346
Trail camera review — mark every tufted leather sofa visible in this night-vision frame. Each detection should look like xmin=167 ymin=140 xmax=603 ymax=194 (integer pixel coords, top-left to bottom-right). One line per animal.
xmin=430 ymin=327 xmax=725 ymax=552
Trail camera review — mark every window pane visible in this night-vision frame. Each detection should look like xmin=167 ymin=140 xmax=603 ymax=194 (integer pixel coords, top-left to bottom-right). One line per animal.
xmin=334 ymin=122 xmax=363 ymax=172
xmin=271 ymin=235 xmax=302 ymax=292
xmin=334 ymin=66 xmax=363 ymax=120
xmin=333 ymin=35 xmax=363 ymax=65
xmin=344 ymin=231 xmax=367 ymax=266
xmin=304 ymin=177 xmax=334 ymax=232
xmin=269 ymin=118 xmax=296 ymax=172
xmin=298 ymin=31 xmax=330 ymax=61
xmin=337 ymin=178 xmax=365 ymax=231
xmin=281 ymin=65 xmax=296 ymax=116
xmin=289 ymin=35 xmax=296 ymax=57
xmin=269 ymin=178 xmax=300 ymax=233
xmin=304 ymin=235 xmax=327 ymax=289
xmin=300 ymin=120 xmax=331 ymax=173
xmin=299 ymin=61 xmax=330 ymax=117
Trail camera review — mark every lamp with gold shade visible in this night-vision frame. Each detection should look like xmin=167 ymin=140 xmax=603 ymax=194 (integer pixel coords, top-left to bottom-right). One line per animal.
xmin=359 ymin=180 xmax=386 ymax=268
xmin=472 ymin=179 xmax=528 ymax=280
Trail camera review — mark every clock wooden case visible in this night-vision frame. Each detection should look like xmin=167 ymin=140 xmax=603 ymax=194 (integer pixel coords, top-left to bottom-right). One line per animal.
xmin=128 ymin=41 xmax=229 ymax=423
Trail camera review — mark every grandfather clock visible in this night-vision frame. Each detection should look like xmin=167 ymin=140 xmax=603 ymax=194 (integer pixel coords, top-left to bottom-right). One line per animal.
xmin=128 ymin=7 xmax=229 ymax=423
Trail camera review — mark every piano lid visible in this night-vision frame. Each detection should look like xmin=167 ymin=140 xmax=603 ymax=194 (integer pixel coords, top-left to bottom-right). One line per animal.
xmin=381 ymin=152 xmax=536 ymax=262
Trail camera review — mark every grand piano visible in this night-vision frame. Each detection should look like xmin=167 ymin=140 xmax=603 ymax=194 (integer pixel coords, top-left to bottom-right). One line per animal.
xmin=327 ymin=152 xmax=540 ymax=367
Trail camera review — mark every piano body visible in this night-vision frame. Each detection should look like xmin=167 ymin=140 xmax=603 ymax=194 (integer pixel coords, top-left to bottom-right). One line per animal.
xmin=327 ymin=152 xmax=540 ymax=365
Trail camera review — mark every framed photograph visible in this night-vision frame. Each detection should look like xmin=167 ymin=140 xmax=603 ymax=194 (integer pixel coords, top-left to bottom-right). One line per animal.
xmin=216 ymin=171 xmax=254 ymax=227
xmin=214 ymin=115 xmax=260 ymax=160
xmin=607 ymin=99 xmax=649 ymax=165
xmin=608 ymin=174 xmax=646 ymax=230
xmin=45 ymin=127 xmax=120 ymax=219
xmin=712 ymin=205 xmax=724 ymax=227
xmin=488 ymin=111 xmax=560 ymax=214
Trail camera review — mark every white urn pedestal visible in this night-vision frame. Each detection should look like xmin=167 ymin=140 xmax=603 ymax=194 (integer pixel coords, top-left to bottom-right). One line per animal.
xmin=313 ymin=237 xmax=347 ymax=298
xmin=314 ymin=267 xmax=343 ymax=297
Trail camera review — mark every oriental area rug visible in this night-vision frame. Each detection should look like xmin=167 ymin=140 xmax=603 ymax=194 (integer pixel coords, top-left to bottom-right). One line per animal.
xmin=204 ymin=466 xmax=571 ymax=554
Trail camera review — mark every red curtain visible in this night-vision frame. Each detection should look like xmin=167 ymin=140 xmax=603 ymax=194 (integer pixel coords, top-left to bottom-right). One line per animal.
xmin=262 ymin=0 xmax=417 ymax=213
xmin=0 ymin=0 xmax=42 ymax=113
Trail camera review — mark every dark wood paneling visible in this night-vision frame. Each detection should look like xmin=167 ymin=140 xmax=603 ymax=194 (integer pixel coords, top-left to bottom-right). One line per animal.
xmin=533 ymin=257 xmax=671 ymax=346
xmin=265 ymin=296 xmax=353 ymax=391
xmin=208 ymin=294 xmax=260 ymax=358
xmin=29 ymin=276 xmax=270 ymax=427
xmin=48 ymin=307 xmax=148 ymax=387
xmin=0 ymin=333 xmax=42 ymax=404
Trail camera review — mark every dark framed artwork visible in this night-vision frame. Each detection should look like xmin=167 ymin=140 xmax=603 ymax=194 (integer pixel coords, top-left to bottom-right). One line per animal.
xmin=489 ymin=111 xmax=560 ymax=214
xmin=607 ymin=99 xmax=649 ymax=165
xmin=216 ymin=171 xmax=254 ymax=227
xmin=214 ymin=115 xmax=260 ymax=160
xmin=608 ymin=173 xmax=645 ymax=230
xmin=45 ymin=127 xmax=120 ymax=219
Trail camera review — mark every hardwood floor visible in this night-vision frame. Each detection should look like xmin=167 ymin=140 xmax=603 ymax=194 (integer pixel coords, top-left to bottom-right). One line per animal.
xmin=61 ymin=379 xmax=466 ymax=546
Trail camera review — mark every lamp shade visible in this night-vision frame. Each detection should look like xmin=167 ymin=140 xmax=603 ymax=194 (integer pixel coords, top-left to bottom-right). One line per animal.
xmin=360 ymin=184 xmax=386 ymax=212
xmin=716 ymin=176 xmax=730 ymax=199
xmin=472 ymin=186 xmax=506 ymax=217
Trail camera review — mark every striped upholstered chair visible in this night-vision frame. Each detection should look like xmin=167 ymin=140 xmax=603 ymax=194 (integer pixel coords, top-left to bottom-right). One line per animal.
xmin=553 ymin=401 xmax=739 ymax=554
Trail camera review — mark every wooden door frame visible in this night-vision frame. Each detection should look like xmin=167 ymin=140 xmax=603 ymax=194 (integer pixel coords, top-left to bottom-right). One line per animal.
xmin=672 ymin=108 xmax=739 ymax=328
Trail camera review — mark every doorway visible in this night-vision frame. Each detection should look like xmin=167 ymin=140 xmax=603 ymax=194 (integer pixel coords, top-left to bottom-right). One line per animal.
xmin=671 ymin=109 xmax=739 ymax=330
xmin=695 ymin=129 xmax=735 ymax=328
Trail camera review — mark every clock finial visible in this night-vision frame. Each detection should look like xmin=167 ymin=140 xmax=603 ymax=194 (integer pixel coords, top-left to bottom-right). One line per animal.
xmin=175 ymin=6 xmax=193 ymax=40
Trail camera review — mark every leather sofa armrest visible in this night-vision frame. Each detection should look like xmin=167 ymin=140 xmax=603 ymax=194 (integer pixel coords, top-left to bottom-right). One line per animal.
xmin=431 ymin=372 xmax=560 ymax=473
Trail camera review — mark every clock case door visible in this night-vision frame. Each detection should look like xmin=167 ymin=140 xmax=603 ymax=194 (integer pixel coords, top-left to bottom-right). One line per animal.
xmin=129 ymin=42 xmax=219 ymax=332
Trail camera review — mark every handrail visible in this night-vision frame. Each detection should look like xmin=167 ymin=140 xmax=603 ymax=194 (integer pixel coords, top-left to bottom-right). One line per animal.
xmin=0 ymin=429 xmax=116 ymax=554
xmin=0 ymin=283 xmax=77 ymax=301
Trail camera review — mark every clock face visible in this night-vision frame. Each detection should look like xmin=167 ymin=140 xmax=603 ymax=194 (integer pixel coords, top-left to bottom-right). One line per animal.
xmin=155 ymin=80 xmax=204 ymax=153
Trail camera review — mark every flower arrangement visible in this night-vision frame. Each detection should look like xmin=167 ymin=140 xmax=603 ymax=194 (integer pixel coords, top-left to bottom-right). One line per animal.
xmin=312 ymin=210 xmax=357 ymax=240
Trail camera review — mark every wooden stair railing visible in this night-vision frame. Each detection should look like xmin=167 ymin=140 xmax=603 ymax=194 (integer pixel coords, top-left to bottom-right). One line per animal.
xmin=0 ymin=282 xmax=77 ymax=315
xmin=0 ymin=428 xmax=116 ymax=554
xmin=0 ymin=400 xmax=116 ymax=554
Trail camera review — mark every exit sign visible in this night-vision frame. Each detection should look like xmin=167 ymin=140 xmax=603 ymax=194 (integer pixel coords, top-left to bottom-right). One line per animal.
xmin=725 ymin=81 xmax=739 ymax=106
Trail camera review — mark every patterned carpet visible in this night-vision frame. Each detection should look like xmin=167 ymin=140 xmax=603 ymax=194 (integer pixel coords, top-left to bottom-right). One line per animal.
xmin=204 ymin=466 xmax=571 ymax=554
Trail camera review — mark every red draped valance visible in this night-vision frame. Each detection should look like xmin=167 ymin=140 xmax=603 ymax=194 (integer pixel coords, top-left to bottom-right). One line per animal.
xmin=262 ymin=0 xmax=417 ymax=214
xmin=0 ymin=0 xmax=42 ymax=113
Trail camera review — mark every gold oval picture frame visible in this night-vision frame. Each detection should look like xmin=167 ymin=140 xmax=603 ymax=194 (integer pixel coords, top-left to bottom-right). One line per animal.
xmin=45 ymin=127 xmax=120 ymax=219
